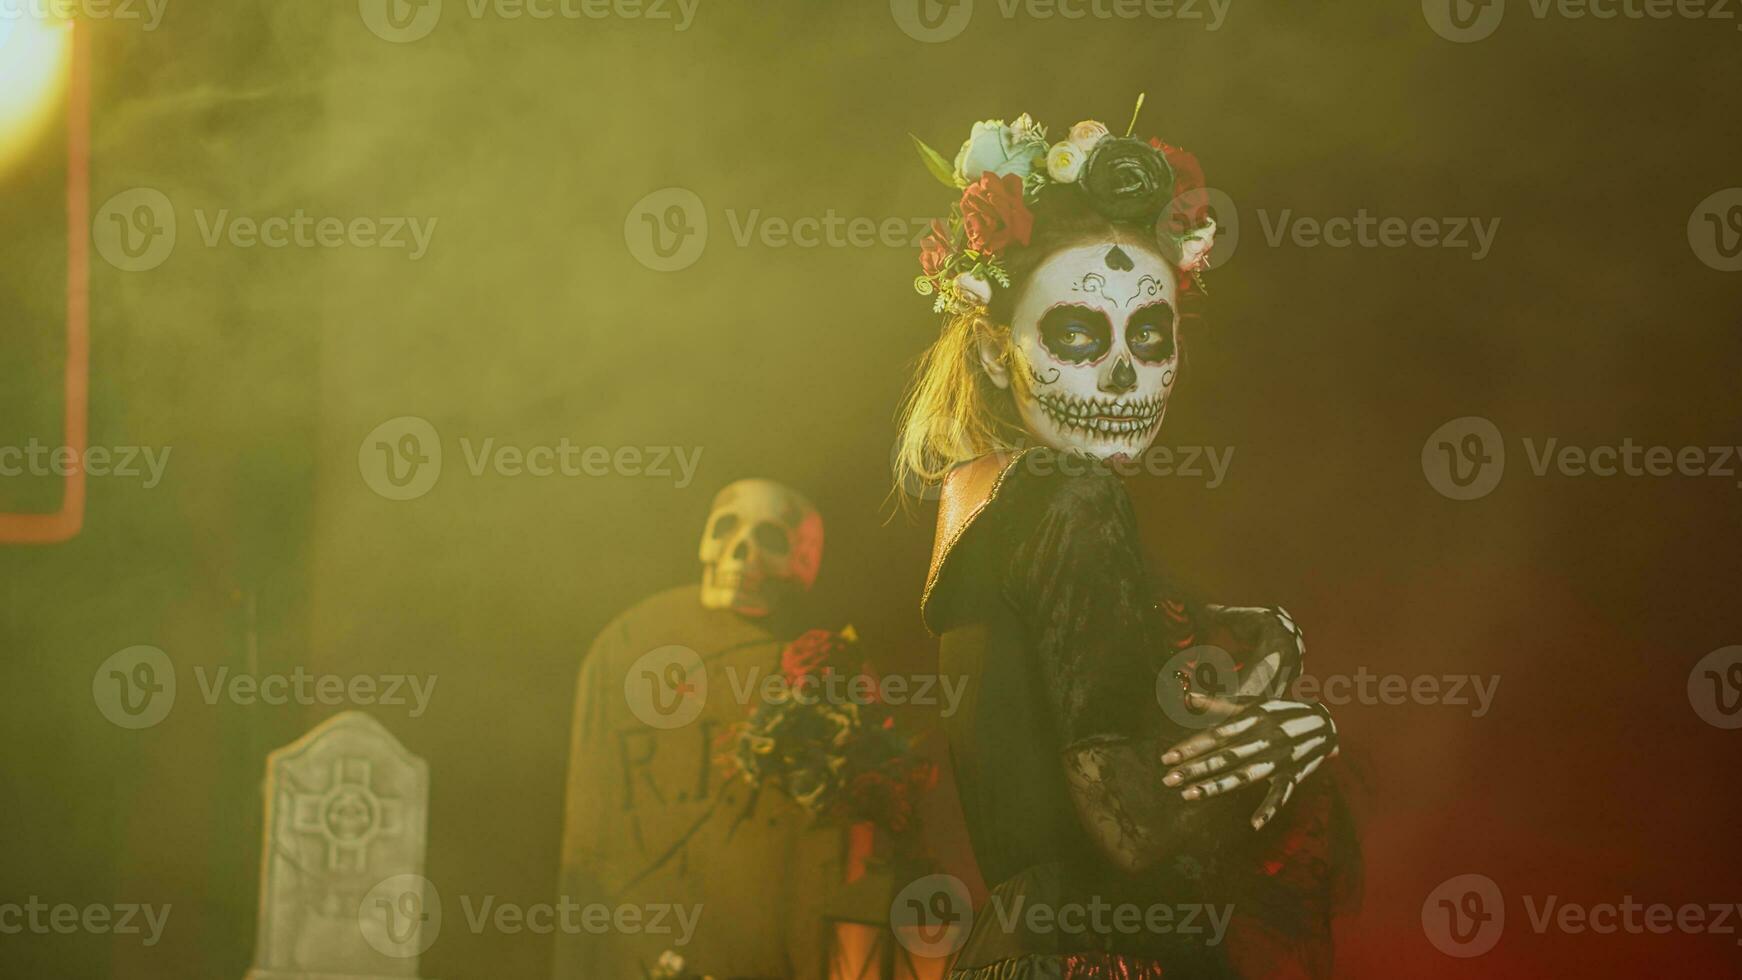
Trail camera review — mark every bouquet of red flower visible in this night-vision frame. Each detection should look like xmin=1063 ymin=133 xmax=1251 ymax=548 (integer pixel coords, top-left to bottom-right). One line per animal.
xmin=910 ymin=98 xmax=1219 ymax=313
xmin=725 ymin=627 xmax=937 ymax=836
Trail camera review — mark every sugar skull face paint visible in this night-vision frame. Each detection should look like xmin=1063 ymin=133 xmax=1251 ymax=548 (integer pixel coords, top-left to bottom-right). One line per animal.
xmin=1003 ymin=242 xmax=1180 ymax=460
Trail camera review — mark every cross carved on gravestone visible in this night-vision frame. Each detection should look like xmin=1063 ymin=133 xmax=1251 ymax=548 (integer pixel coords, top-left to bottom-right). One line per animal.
xmin=246 ymin=711 xmax=430 ymax=980
xmin=289 ymin=757 xmax=406 ymax=873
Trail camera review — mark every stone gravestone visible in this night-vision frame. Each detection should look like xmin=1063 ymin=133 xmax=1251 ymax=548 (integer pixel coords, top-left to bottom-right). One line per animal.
xmin=247 ymin=711 xmax=433 ymax=980
xmin=554 ymin=584 xmax=849 ymax=980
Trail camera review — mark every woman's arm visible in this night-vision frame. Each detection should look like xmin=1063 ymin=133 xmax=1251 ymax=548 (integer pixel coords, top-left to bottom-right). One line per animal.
xmin=1060 ymin=736 xmax=1213 ymax=874
xmin=1001 ymin=463 xmax=1335 ymax=873
xmin=1000 ymin=465 xmax=1220 ymax=873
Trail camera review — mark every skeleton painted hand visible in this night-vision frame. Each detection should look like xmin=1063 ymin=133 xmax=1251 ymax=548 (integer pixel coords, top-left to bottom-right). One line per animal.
xmin=1160 ymin=607 xmax=1339 ymax=831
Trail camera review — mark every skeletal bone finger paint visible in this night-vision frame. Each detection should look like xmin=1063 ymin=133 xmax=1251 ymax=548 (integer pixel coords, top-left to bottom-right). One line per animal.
xmin=1167 ymin=697 xmax=1339 ymax=817
xmin=1162 ymin=737 xmax=1273 ymax=785
xmin=1182 ymin=759 xmax=1278 ymax=800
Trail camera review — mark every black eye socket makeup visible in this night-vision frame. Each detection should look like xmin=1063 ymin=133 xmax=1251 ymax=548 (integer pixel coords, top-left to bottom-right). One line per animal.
xmin=1125 ymin=302 xmax=1177 ymax=363
xmin=1038 ymin=305 xmax=1113 ymax=363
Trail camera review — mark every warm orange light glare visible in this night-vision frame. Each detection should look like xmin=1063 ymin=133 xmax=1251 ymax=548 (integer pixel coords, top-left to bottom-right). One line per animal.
xmin=0 ymin=12 xmax=73 ymax=174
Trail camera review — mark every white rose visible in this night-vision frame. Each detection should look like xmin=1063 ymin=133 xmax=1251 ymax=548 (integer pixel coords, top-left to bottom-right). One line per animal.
xmin=1176 ymin=217 xmax=1218 ymax=272
xmin=1046 ymin=141 xmax=1086 ymax=183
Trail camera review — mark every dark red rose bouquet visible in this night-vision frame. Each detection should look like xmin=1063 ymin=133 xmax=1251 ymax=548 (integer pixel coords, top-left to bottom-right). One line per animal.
xmin=726 ymin=626 xmax=936 ymax=839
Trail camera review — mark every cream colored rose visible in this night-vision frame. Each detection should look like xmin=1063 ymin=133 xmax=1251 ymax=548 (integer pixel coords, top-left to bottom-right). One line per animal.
xmin=1046 ymin=141 xmax=1086 ymax=183
xmin=1067 ymin=120 xmax=1110 ymax=153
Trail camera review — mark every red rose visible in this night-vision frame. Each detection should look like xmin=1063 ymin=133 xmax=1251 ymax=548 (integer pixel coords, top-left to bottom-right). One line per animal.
xmin=958 ymin=172 xmax=1033 ymax=256
xmin=781 ymin=628 xmax=853 ymax=686
xmin=1150 ymin=139 xmax=1209 ymax=233
xmin=918 ymin=218 xmax=952 ymax=278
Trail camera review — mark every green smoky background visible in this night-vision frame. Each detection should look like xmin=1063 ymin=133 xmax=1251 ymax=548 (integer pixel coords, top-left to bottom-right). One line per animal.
xmin=2 ymin=2 xmax=1740 ymax=977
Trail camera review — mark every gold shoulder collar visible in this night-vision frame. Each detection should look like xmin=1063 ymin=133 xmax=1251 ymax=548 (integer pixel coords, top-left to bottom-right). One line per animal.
xmin=920 ymin=449 xmax=1033 ymax=635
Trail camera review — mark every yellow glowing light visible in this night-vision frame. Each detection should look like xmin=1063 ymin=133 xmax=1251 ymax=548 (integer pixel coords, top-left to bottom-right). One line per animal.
xmin=0 ymin=12 xmax=73 ymax=173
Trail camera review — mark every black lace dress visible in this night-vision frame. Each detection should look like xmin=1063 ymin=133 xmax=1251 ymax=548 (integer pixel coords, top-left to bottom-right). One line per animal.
xmin=923 ymin=449 xmax=1356 ymax=980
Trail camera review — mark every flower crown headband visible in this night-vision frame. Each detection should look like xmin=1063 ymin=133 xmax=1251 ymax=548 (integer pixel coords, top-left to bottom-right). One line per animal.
xmin=911 ymin=96 xmax=1218 ymax=317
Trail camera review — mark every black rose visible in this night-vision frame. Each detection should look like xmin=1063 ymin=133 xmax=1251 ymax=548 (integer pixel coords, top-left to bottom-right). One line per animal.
xmin=1080 ymin=137 xmax=1175 ymax=223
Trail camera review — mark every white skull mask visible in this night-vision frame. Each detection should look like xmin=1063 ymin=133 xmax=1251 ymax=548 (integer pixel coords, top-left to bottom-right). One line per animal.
xmin=989 ymin=241 xmax=1180 ymax=461
xmin=697 ymin=479 xmax=823 ymax=617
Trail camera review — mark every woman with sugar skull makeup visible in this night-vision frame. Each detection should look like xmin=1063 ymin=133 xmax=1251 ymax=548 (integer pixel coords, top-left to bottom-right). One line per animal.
xmin=900 ymin=109 xmax=1359 ymax=979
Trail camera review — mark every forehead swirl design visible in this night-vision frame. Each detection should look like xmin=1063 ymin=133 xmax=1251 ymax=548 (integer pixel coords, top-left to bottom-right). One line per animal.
xmin=1074 ymin=271 xmax=1110 ymax=301
xmin=1126 ymin=275 xmax=1166 ymax=308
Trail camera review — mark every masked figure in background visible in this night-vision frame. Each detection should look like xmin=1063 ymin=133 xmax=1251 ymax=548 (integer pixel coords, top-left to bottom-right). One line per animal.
xmin=555 ymin=479 xmax=842 ymax=980
xmin=898 ymin=112 xmax=1359 ymax=979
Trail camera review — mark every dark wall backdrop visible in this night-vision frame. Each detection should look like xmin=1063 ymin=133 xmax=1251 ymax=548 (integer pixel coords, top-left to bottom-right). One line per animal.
xmin=2 ymin=2 xmax=1740 ymax=978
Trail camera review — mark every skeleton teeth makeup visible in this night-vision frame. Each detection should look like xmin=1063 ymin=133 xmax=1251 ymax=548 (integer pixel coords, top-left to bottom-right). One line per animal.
xmin=1003 ymin=242 xmax=1180 ymax=460
xmin=1034 ymin=393 xmax=1164 ymax=441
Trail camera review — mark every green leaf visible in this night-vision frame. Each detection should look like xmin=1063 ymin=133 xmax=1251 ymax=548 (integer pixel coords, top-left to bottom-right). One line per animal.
xmin=910 ymin=134 xmax=960 ymax=189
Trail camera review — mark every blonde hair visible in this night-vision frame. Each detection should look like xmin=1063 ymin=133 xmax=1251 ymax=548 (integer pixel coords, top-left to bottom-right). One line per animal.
xmin=893 ymin=312 xmax=1027 ymax=493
